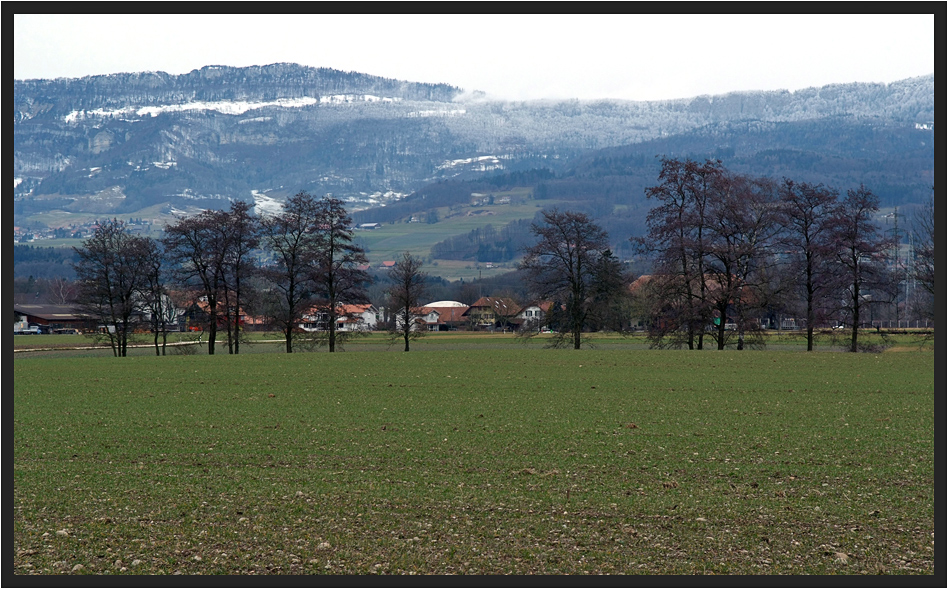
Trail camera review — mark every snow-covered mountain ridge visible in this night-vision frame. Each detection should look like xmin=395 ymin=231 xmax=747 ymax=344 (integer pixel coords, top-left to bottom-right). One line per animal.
xmin=13 ymin=63 xmax=934 ymax=226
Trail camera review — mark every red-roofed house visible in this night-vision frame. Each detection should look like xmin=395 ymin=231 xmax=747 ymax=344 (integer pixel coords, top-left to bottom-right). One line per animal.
xmin=463 ymin=297 xmax=521 ymax=331
xmin=301 ymin=304 xmax=379 ymax=332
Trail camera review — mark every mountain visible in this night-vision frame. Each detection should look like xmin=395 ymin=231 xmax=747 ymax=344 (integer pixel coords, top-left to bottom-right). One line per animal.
xmin=14 ymin=63 xmax=934 ymax=233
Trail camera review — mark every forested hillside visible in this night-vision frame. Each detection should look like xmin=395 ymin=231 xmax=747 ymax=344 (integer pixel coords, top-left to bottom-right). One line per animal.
xmin=15 ymin=64 xmax=933 ymax=230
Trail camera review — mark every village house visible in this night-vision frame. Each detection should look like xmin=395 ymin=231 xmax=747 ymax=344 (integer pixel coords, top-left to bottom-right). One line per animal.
xmin=179 ymin=296 xmax=265 ymax=333
xmin=300 ymin=304 xmax=379 ymax=332
xmin=418 ymin=301 xmax=469 ymax=331
xmin=515 ymin=301 xmax=551 ymax=332
xmin=463 ymin=297 xmax=521 ymax=331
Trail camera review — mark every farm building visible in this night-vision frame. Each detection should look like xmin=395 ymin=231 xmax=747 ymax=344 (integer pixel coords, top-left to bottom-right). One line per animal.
xmin=13 ymin=304 xmax=85 ymax=332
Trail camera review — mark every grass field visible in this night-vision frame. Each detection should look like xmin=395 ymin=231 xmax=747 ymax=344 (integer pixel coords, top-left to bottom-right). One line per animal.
xmin=20 ymin=190 xmax=546 ymax=283
xmin=14 ymin=345 xmax=934 ymax=575
xmin=355 ymin=193 xmax=558 ymax=281
xmin=13 ymin=329 xmax=936 ymax=358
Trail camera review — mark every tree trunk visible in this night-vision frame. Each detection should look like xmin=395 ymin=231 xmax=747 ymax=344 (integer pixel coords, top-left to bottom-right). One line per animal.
xmin=851 ymin=306 xmax=859 ymax=353
xmin=208 ymin=321 xmax=217 ymax=355
xmin=716 ymin=301 xmax=727 ymax=350
xmin=225 ymin=311 xmax=234 ymax=354
xmin=233 ymin=282 xmax=242 ymax=355
xmin=850 ymin=283 xmax=860 ymax=352
xmin=805 ymin=264 xmax=815 ymax=352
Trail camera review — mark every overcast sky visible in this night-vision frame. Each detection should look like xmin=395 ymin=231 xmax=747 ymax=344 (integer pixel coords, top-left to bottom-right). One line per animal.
xmin=14 ymin=14 xmax=935 ymax=102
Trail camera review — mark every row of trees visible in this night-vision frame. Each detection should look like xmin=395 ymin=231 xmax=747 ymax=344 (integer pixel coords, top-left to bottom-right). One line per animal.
xmin=73 ymin=162 xmax=933 ymax=355
xmin=632 ymin=158 xmax=933 ymax=352
xmin=514 ymin=159 xmax=933 ymax=352
xmin=73 ymin=221 xmax=166 ymax=357
xmin=74 ymin=194 xmax=431 ymax=356
xmin=257 ymin=194 xmax=371 ymax=354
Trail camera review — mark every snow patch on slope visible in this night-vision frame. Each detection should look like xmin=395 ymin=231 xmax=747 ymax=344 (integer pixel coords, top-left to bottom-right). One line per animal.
xmin=407 ymin=109 xmax=466 ymax=118
xmin=64 ymin=94 xmax=402 ymax=122
xmin=437 ymin=155 xmax=506 ymax=171
xmin=252 ymin=190 xmax=284 ymax=218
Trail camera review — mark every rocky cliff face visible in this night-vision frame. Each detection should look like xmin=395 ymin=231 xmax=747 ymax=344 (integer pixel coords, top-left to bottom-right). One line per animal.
xmin=13 ymin=63 xmax=934 ymax=224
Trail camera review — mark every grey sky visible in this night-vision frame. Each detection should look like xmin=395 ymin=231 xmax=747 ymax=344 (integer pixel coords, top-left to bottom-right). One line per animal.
xmin=14 ymin=14 xmax=934 ymax=101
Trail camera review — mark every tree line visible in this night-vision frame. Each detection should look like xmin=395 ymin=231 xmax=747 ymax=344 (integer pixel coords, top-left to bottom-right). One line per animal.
xmin=631 ymin=158 xmax=934 ymax=352
xmin=70 ymin=160 xmax=934 ymax=356
xmin=514 ymin=158 xmax=933 ymax=351
xmin=72 ymin=193 xmax=429 ymax=356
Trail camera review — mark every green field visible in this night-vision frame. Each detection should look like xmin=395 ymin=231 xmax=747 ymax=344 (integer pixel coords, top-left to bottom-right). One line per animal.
xmin=21 ymin=190 xmax=549 ymax=283
xmin=356 ymin=192 xmax=558 ymax=281
xmin=14 ymin=346 xmax=934 ymax=575
xmin=13 ymin=329 xmax=936 ymax=358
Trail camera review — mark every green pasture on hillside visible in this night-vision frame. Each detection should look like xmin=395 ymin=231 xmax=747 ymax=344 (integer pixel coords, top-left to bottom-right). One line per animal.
xmin=23 ymin=190 xmax=548 ymax=282
xmin=355 ymin=194 xmax=558 ymax=279
xmin=14 ymin=349 xmax=934 ymax=574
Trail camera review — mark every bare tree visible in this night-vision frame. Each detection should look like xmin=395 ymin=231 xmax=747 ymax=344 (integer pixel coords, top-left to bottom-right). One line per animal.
xmin=161 ymin=205 xmax=259 ymax=355
xmin=219 ymin=201 xmax=260 ymax=354
xmin=387 ymin=252 xmax=428 ymax=352
xmin=138 ymin=239 xmax=177 ymax=355
xmin=73 ymin=219 xmax=154 ymax=357
xmin=163 ymin=211 xmax=230 ymax=354
xmin=831 ymin=185 xmax=891 ymax=352
xmin=47 ymin=277 xmax=78 ymax=305
xmin=635 ymin=158 xmax=725 ymax=349
xmin=704 ymin=174 xmax=781 ymax=350
xmin=310 ymin=197 xmax=371 ymax=352
xmin=778 ymin=179 xmax=841 ymax=350
xmin=519 ymin=208 xmax=620 ymax=349
xmin=261 ymin=192 xmax=321 ymax=353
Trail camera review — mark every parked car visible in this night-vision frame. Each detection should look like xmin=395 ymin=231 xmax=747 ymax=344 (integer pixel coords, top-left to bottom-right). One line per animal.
xmin=14 ymin=323 xmax=46 ymax=335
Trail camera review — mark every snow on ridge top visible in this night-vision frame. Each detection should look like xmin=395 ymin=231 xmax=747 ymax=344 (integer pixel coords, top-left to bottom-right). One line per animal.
xmin=63 ymin=94 xmax=403 ymax=122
